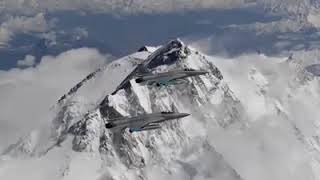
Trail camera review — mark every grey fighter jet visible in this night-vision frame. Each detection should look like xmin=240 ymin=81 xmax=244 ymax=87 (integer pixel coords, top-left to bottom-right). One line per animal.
xmin=134 ymin=68 xmax=208 ymax=87
xmin=105 ymin=112 xmax=190 ymax=133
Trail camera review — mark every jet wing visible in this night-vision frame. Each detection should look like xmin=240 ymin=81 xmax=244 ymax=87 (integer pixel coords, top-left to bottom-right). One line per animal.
xmin=158 ymin=74 xmax=187 ymax=82
xmin=109 ymin=122 xmax=161 ymax=133
xmin=158 ymin=75 xmax=188 ymax=84
xmin=129 ymin=123 xmax=162 ymax=133
xmin=106 ymin=116 xmax=162 ymax=128
xmin=140 ymin=123 xmax=161 ymax=131
xmin=127 ymin=116 xmax=164 ymax=128
xmin=170 ymin=78 xmax=189 ymax=84
xmin=144 ymin=76 xmax=172 ymax=85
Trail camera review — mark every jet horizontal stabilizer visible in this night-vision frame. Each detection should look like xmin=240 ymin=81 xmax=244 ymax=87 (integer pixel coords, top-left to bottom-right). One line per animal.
xmin=107 ymin=116 xmax=127 ymax=122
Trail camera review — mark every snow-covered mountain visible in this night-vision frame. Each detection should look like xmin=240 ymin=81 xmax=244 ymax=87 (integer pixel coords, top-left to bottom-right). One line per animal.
xmin=1 ymin=39 xmax=320 ymax=180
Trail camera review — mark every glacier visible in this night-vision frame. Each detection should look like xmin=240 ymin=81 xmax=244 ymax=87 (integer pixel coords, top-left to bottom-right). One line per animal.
xmin=0 ymin=39 xmax=320 ymax=180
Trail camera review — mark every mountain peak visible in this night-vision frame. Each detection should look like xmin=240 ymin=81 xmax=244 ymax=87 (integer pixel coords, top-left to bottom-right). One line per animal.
xmin=2 ymin=40 xmax=244 ymax=180
xmin=112 ymin=39 xmax=191 ymax=95
xmin=143 ymin=39 xmax=189 ymax=69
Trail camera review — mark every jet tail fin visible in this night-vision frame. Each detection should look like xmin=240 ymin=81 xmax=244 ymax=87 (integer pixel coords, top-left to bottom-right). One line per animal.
xmin=171 ymin=103 xmax=179 ymax=113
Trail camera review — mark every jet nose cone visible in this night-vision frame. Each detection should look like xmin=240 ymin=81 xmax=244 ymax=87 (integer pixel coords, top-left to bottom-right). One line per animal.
xmin=178 ymin=113 xmax=190 ymax=118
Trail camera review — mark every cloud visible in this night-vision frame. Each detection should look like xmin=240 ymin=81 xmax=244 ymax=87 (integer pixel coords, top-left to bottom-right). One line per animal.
xmin=0 ymin=13 xmax=50 ymax=45
xmin=0 ymin=0 xmax=315 ymax=18
xmin=308 ymin=11 xmax=320 ymax=28
xmin=73 ymin=27 xmax=89 ymax=41
xmin=17 ymin=55 xmax=36 ymax=67
xmin=205 ymin=53 xmax=320 ymax=180
xmin=0 ymin=48 xmax=108 ymax=151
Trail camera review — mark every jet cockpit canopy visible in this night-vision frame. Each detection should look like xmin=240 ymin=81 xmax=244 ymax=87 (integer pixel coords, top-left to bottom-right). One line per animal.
xmin=161 ymin=111 xmax=175 ymax=114
xmin=183 ymin=68 xmax=196 ymax=71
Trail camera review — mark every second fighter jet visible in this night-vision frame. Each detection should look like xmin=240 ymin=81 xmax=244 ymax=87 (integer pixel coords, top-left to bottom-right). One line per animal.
xmin=105 ymin=111 xmax=190 ymax=133
xmin=134 ymin=68 xmax=208 ymax=87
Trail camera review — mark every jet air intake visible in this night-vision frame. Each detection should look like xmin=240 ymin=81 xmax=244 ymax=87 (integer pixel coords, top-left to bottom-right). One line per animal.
xmin=135 ymin=78 xmax=144 ymax=83
xmin=105 ymin=123 xmax=116 ymax=129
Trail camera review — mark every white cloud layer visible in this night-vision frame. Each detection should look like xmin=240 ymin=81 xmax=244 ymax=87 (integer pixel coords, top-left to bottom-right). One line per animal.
xmin=207 ymin=53 xmax=320 ymax=180
xmin=308 ymin=11 xmax=320 ymax=28
xmin=0 ymin=48 xmax=108 ymax=150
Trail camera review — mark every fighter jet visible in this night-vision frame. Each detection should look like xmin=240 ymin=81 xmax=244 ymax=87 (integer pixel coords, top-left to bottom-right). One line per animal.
xmin=134 ymin=68 xmax=208 ymax=87
xmin=105 ymin=112 xmax=190 ymax=133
